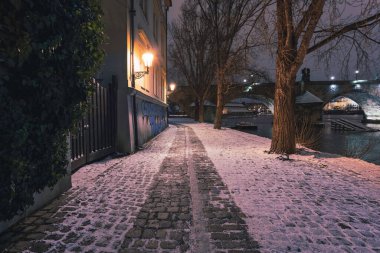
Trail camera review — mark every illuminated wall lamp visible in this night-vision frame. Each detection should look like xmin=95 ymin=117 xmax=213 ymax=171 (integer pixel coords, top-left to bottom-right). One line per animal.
xmin=135 ymin=52 xmax=154 ymax=79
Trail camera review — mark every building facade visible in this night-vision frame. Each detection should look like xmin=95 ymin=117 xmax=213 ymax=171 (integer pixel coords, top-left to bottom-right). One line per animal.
xmin=0 ymin=0 xmax=172 ymax=233
xmin=101 ymin=0 xmax=171 ymax=153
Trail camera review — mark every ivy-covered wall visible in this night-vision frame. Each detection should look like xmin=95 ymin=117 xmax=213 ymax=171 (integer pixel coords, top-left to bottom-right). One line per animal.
xmin=0 ymin=0 xmax=104 ymax=221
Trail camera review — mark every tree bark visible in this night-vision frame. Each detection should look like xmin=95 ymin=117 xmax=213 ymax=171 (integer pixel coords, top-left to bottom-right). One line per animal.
xmin=214 ymin=78 xmax=224 ymax=129
xmin=270 ymin=59 xmax=296 ymax=154
xmin=270 ymin=0 xmax=298 ymax=154
xmin=198 ymin=97 xmax=205 ymax=123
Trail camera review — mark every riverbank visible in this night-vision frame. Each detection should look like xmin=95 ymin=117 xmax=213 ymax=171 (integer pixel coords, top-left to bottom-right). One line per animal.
xmin=225 ymin=114 xmax=380 ymax=166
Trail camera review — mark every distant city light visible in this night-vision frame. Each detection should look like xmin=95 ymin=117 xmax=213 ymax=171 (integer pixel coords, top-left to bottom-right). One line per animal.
xmin=330 ymin=84 xmax=337 ymax=90
xmin=355 ymin=70 xmax=359 ymax=80
xmin=355 ymin=84 xmax=361 ymax=89
xmin=250 ymin=74 xmax=254 ymax=77
xmin=330 ymin=76 xmax=335 ymax=80
xmin=243 ymin=79 xmax=247 ymax=83
xmin=353 ymin=80 xmax=367 ymax=84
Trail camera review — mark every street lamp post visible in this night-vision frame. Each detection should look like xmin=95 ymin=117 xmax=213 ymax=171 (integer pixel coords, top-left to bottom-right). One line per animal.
xmin=169 ymin=83 xmax=176 ymax=92
xmin=167 ymin=82 xmax=176 ymax=101
xmin=355 ymin=70 xmax=359 ymax=80
xmin=167 ymin=82 xmax=176 ymax=103
xmin=167 ymin=83 xmax=176 ymax=121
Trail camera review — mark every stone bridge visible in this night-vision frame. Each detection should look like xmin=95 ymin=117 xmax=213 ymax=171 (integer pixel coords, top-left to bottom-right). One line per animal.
xmin=244 ymin=80 xmax=380 ymax=121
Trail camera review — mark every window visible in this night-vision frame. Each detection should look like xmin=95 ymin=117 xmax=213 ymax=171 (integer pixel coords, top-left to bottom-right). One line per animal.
xmin=139 ymin=0 xmax=148 ymax=19
xmin=154 ymin=67 xmax=161 ymax=97
xmin=153 ymin=13 xmax=157 ymax=39
xmin=153 ymin=66 xmax=157 ymax=96
xmin=161 ymin=73 xmax=165 ymax=100
xmin=161 ymin=26 xmax=165 ymax=57
xmin=153 ymin=10 xmax=162 ymax=44
xmin=134 ymin=55 xmax=144 ymax=89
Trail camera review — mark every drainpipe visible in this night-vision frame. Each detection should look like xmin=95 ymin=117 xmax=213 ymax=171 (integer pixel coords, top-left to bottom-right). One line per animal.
xmin=130 ymin=0 xmax=139 ymax=150
xmin=165 ymin=4 xmax=169 ymax=125
xmin=130 ymin=0 xmax=135 ymax=89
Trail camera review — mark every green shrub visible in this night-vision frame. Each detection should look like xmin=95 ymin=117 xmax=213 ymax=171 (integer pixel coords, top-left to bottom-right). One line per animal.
xmin=0 ymin=0 xmax=104 ymax=220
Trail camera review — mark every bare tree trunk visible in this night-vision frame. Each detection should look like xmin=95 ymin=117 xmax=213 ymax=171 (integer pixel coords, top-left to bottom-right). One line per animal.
xmin=213 ymin=0 xmax=222 ymax=130
xmin=269 ymin=1 xmax=379 ymax=154
xmin=270 ymin=62 xmax=296 ymax=154
xmin=214 ymin=79 xmax=223 ymax=129
xmin=198 ymin=97 xmax=205 ymax=123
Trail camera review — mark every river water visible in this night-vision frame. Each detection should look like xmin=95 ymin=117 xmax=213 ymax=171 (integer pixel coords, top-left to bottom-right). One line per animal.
xmin=223 ymin=114 xmax=380 ymax=165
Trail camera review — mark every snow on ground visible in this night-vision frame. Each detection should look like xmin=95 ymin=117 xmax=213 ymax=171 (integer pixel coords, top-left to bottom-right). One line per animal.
xmin=71 ymin=156 xmax=123 ymax=188
xmin=71 ymin=125 xmax=177 ymax=189
xmin=188 ymin=122 xmax=380 ymax=253
xmin=33 ymin=126 xmax=177 ymax=252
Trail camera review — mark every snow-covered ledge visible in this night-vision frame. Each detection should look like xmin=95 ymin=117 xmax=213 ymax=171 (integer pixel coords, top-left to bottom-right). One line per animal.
xmin=0 ymin=136 xmax=72 ymax=234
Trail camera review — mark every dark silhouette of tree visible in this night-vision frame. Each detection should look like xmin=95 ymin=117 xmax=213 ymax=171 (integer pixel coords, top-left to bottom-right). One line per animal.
xmin=196 ymin=0 xmax=271 ymax=129
xmin=169 ymin=1 xmax=216 ymax=122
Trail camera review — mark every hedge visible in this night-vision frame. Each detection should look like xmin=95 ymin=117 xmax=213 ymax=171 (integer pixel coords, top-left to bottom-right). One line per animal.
xmin=0 ymin=0 xmax=104 ymax=220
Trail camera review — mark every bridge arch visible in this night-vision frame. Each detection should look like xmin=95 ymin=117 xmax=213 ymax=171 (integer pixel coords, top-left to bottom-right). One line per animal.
xmin=249 ymin=95 xmax=274 ymax=113
xmin=227 ymin=96 xmax=274 ymax=114
xmin=324 ymin=91 xmax=380 ymax=121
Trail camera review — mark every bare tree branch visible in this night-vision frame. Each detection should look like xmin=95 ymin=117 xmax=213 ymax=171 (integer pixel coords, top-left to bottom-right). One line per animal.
xmin=308 ymin=12 xmax=380 ymax=53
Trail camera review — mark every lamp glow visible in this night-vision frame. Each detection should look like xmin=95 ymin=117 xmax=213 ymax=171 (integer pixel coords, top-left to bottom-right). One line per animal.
xmin=134 ymin=52 xmax=154 ymax=79
xmin=355 ymin=69 xmax=359 ymax=80
xmin=142 ymin=52 xmax=154 ymax=68
xmin=169 ymin=83 xmax=176 ymax=91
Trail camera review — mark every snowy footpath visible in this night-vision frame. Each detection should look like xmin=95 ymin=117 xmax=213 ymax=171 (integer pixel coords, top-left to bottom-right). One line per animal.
xmin=188 ymin=120 xmax=380 ymax=253
xmin=1 ymin=118 xmax=380 ymax=253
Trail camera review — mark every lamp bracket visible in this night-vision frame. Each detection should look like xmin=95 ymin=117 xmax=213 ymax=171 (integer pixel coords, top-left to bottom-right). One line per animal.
xmin=134 ymin=67 xmax=149 ymax=80
xmin=134 ymin=71 xmax=146 ymax=79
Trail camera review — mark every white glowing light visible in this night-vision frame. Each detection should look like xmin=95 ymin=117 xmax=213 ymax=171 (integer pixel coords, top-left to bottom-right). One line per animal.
xmin=352 ymin=80 xmax=367 ymax=84
xmin=142 ymin=52 xmax=154 ymax=68
xmin=169 ymin=83 xmax=176 ymax=91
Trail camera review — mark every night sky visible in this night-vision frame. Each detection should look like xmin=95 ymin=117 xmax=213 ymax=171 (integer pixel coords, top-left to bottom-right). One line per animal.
xmin=167 ymin=0 xmax=380 ymax=82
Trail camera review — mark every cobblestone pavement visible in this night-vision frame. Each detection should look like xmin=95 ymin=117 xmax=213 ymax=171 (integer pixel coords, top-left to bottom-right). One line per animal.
xmin=0 ymin=126 xmax=176 ymax=253
xmin=119 ymin=126 xmax=259 ymax=252
xmin=187 ymin=128 xmax=259 ymax=253
xmin=0 ymin=125 xmax=259 ymax=253
xmin=119 ymin=127 xmax=192 ymax=252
